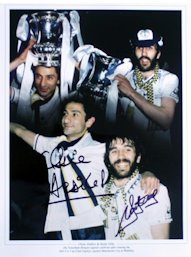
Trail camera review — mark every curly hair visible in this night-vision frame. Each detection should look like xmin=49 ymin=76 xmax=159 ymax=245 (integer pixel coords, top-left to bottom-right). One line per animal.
xmin=104 ymin=134 xmax=144 ymax=179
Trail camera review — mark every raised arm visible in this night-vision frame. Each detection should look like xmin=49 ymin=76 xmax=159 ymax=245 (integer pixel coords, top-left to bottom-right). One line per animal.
xmin=10 ymin=38 xmax=36 ymax=72
xmin=10 ymin=122 xmax=36 ymax=148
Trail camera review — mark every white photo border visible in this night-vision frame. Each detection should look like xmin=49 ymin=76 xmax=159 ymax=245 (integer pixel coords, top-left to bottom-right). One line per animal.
xmin=1 ymin=1 xmax=191 ymax=257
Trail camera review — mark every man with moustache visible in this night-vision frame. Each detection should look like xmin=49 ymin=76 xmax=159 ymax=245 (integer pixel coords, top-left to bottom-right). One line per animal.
xmin=115 ymin=29 xmax=179 ymax=156
xmin=10 ymin=94 xmax=159 ymax=240
xmin=100 ymin=135 xmax=172 ymax=239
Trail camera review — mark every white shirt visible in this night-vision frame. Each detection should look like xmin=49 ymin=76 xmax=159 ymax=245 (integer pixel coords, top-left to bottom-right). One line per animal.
xmin=33 ymin=132 xmax=108 ymax=239
xmin=120 ymin=69 xmax=179 ymax=153
xmin=101 ymin=172 xmax=172 ymax=240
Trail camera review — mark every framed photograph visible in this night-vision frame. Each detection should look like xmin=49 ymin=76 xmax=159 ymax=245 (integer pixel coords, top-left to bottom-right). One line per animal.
xmin=1 ymin=1 xmax=190 ymax=256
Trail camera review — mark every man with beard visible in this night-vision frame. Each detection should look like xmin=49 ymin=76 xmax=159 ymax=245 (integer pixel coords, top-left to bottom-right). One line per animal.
xmin=100 ymin=135 xmax=172 ymax=239
xmin=10 ymin=94 xmax=160 ymax=240
xmin=114 ymin=29 xmax=179 ymax=156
